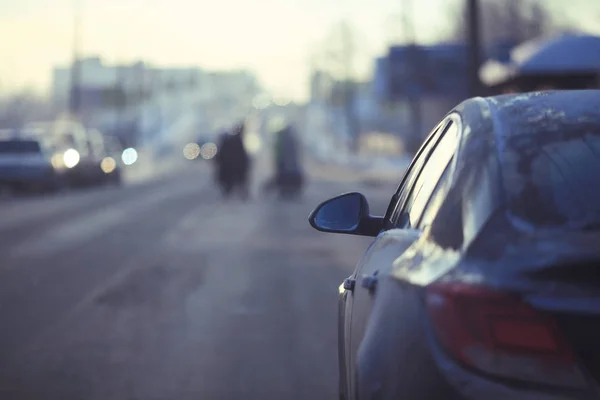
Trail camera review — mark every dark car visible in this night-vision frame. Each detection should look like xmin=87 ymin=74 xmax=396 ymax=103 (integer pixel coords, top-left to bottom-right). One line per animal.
xmin=23 ymin=120 xmax=103 ymax=188
xmin=87 ymin=129 xmax=122 ymax=185
xmin=102 ymin=135 xmax=124 ymax=185
xmin=309 ymin=90 xmax=600 ymax=400
xmin=0 ymin=138 xmax=62 ymax=193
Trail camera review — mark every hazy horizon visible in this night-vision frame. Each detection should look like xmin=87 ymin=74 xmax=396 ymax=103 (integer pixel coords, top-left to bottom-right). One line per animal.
xmin=1 ymin=0 xmax=598 ymax=101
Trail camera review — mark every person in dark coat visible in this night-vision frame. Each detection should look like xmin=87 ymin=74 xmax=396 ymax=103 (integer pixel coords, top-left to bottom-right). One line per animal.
xmin=214 ymin=122 xmax=251 ymax=199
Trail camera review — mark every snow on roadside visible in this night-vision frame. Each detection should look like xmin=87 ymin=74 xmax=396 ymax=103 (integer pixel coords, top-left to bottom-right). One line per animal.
xmin=122 ymin=147 xmax=187 ymax=184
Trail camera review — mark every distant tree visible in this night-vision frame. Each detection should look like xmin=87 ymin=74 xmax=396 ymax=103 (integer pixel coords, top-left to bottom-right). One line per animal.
xmin=313 ymin=21 xmax=363 ymax=151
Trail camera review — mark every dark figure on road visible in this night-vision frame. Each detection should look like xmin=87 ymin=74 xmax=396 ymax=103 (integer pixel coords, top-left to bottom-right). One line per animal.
xmin=214 ymin=123 xmax=251 ymax=199
xmin=262 ymin=124 xmax=304 ymax=199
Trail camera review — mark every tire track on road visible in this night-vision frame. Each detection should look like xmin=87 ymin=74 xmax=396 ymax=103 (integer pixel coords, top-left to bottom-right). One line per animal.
xmin=14 ymin=182 xmax=222 ymax=358
xmin=0 ymin=172 xmax=201 ymax=252
xmin=7 ymin=180 xmax=200 ymax=260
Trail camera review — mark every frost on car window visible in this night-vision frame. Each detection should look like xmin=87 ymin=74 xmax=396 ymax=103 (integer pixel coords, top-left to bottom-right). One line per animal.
xmin=506 ymin=133 xmax=600 ymax=228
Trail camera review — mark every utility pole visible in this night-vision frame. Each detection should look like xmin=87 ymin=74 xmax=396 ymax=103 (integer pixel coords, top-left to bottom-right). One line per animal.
xmin=402 ymin=0 xmax=415 ymax=43
xmin=69 ymin=0 xmax=82 ymax=118
xmin=115 ymin=63 xmax=125 ymax=140
xmin=340 ymin=21 xmax=360 ymax=153
xmin=402 ymin=0 xmax=423 ymax=152
xmin=467 ymin=0 xmax=482 ymax=97
xmin=137 ymin=63 xmax=146 ymax=146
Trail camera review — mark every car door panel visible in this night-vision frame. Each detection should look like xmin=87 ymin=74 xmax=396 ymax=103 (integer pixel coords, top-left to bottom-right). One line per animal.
xmin=344 ymin=228 xmax=421 ymax=396
xmin=344 ymin=116 xmax=462 ymax=397
xmin=340 ymin=238 xmax=380 ymax=399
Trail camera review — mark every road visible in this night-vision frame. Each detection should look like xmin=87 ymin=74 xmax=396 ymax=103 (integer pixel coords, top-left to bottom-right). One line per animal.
xmin=0 ymin=160 xmax=398 ymax=400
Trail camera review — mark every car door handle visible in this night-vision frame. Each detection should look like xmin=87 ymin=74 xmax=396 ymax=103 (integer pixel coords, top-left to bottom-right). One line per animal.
xmin=360 ymin=270 xmax=379 ymax=293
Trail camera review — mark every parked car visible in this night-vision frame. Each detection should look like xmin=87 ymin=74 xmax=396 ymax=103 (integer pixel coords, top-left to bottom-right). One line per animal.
xmin=87 ymin=129 xmax=122 ymax=185
xmin=0 ymin=137 xmax=62 ymax=193
xmin=309 ymin=90 xmax=600 ymax=400
xmin=23 ymin=120 xmax=103 ymax=188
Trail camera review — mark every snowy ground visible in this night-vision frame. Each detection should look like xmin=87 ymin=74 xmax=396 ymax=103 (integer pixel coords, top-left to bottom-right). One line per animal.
xmin=308 ymin=144 xmax=411 ymax=187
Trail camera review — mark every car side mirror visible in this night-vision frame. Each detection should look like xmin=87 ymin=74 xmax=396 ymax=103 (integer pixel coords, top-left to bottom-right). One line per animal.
xmin=308 ymin=192 xmax=384 ymax=237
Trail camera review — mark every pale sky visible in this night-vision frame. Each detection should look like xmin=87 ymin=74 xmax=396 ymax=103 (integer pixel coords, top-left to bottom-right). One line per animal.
xmin=0 ymin=0 xmax=598 ymax=101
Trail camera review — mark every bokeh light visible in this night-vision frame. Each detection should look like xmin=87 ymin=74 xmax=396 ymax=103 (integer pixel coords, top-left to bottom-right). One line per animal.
xmin=244 ymin=133 xmax=262 ymax=154
xmin=101 ymin=157 xmax=117 ymax=173
xmin=63 ymin=149 xmax=80 ymax=169
xmin=267 ymin=115 xmax=287 ymax=135
xmin=122 ymin=148 xmax=138 ymax=166
xmin=183 ymin=142 xmax=201 ymax=160
xmin=51 ymin=153 xmax=65 ymax=169
xmin=200 ymin=142 xmax=218 ymax=160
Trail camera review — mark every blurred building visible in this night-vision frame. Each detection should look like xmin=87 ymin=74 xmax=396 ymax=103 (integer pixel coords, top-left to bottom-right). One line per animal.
xmin=373 ymin=57 xmax=390 ymax=102
xmin=314 ymin=79 xmax=367 ymax=151
xmin=377 ymin=43 xmax=469 ymax=145
xmin=306 ymin=67 xmax=409 ymax=155
xmin=374 ymin=40 xmax=523 ymax=149
xmin=51 ymin=57 xmax=261 ymax=147
xmin=52 ymin=57 xmax=203 ymax=111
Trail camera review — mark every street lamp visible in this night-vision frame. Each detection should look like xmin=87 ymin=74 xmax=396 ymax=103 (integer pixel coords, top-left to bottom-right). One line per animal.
xmin=69 ymin=0 xmax=82 ymax=118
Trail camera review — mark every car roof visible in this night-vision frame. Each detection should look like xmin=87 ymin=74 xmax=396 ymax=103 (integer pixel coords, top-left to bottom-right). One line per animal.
xmin=452 ymin=90 xmax=600 ymax=232
xmin=455 ymin=90 xmax=600 ymax=150
xmin=453 ymin=90 xmax=600 ymax=180
xmin=484 ymin=90 xmax=600 ymax=150
xmin=429 ymin=90 xmax=600 ymax=250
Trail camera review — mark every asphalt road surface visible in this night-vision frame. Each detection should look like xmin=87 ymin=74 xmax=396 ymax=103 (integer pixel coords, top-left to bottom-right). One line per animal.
xmin=0 ymin=160 xmax=397 ymax=400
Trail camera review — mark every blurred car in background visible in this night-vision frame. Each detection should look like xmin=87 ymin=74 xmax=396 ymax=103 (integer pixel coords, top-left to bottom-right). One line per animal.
xmin=23 ymin=120 xmax=109 ymax=188
xmin=0 ymin=137 xmax=62 ymax=194
xmin=310 ymin=90 xmax=600 ymax=400
xmin=87 ymin=129 xmax=122 ymax=186
xmin=103 ymin=135 xmax=125 ymax=184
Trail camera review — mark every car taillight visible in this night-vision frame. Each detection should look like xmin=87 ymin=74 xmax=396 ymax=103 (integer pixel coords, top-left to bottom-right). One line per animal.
xmin=425 ymin=282 xmax=588 ymax=389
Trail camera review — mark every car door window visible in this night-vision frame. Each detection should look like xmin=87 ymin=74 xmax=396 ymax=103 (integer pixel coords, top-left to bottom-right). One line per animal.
xmin=399 ymin=121 xmax=459 ymax=228
xmin=387 ymin=121 xmax=448 ymax=224
xmin=417 ymin=162 xmax=452 ymax=230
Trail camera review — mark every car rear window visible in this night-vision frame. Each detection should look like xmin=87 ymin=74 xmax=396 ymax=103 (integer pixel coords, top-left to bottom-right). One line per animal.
xmin=0 ymin=140 xmax=41 ymax=154
xmin=505 ymin=133 xmax=600 ymax=229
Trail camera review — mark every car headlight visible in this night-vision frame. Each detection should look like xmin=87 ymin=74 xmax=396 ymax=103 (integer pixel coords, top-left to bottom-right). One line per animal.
xmin=63 ymin=148 xmax=80 ymax=168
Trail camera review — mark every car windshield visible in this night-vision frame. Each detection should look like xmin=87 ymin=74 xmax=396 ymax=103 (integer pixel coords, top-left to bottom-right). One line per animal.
xmin=0 ymin=140 xmax=41 ymax=154
xmin=505 ymin=132 xmax=600 ymax=229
